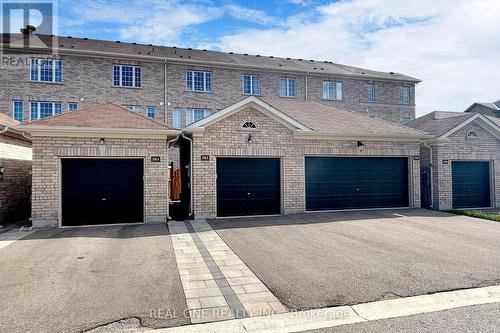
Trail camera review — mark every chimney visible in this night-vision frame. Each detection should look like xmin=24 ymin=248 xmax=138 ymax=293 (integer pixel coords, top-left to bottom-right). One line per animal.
xmin=20 ymin=25 xmax=36 ymax=35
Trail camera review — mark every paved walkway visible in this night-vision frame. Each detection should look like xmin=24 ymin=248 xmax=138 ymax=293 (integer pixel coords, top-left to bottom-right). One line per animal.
xmin=168 ymin=220 xmax=287 ymax=324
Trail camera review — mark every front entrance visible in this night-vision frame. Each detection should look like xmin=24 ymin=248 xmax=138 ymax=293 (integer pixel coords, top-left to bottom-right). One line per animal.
xmin=61 ymin=159 xmax=144 ymax=226
xmin=216 ymin=158 xmax=281 ymax=217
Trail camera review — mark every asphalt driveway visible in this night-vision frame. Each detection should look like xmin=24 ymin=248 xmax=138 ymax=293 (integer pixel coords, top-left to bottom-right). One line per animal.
xmin=208 ymin=209 xmax=500 ymax=310
xmin=0 ymin=224 xmax=189 ymax=333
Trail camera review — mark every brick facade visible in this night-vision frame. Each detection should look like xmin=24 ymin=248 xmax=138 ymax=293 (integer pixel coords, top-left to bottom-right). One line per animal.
xmin=421 ymin=123 xmax=500 ymax=210
xmin=31 ymin=136 xmax=168 ymax=228
xmin=0 ymin=134 xmax=32 ymax=224
xmin=1 ymin=52 xmax=415 ymax=126
xmin=192 ymin=106 xmax=421 ymax=219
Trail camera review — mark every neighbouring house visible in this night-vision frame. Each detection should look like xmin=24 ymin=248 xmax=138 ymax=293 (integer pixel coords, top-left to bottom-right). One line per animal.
xmin=17 ymin=103 xmax=178 ymax=228
xmin=464 ymin=100 xmax=500 ymax=118
xmin=0 ymin=114 xmax=32 ymax=225
xmin=409 ymin=111 xmax=500 ymax=210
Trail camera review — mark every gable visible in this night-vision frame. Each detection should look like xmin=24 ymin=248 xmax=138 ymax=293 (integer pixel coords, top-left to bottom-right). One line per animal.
xmin=185 ymin=96 xmax=311 ymax=133
xmin=439 ymin=114 xmax=500 ymax=140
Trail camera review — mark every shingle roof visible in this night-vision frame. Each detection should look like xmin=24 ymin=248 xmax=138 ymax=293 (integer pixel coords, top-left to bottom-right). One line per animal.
xmin=1 ymin=33 xmax=420 ymax=83
xmin=0 ymin=113 xmax=20 ymax=126
xmin=24 ymin=102 xmax=172 ymax=129
xmin=259 ymin=97 xmax=428 ymax=137
xmin=486 ymin=115 xmax=500 ymax=127
xmin=407 ymin=111 xmax=474 ymax=137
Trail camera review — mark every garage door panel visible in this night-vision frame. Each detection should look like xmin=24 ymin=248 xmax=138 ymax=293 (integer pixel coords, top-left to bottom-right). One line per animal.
xmin=62 ymin=159 xmax=144 ymax=226
xmin=306 ymin=157 xmax=409 ymax=211
xmin=452 ymin=161 xmax=490 ymax=208
xmin=217 ymin=158 xmax=280 ymax=217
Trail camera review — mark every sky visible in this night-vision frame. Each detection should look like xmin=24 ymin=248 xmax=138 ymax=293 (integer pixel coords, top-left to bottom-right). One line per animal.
xmin=6 ymin=0 xmax=500 ymax=117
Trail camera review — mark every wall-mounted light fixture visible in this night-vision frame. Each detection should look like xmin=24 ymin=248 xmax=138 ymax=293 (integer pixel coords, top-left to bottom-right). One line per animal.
xmin=99 ymin=138 xmax=105 ymax=144
xmin=356 ymin=140 xmax=364 ymax=152
xmin=247 ymin=133 xmax=252 ymax=143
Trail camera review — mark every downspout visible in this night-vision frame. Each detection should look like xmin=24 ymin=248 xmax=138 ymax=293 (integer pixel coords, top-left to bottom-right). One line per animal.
xmin=305 ymin=73 xmax=308 ymax=101
xmin=0 ymin=125 xmax=9 ymax=134
xmin=181 ymin=131 xmax=194 ymax=218
xmin=166 ymin=134 xmax=180 ymax=221
xmin=164 ymin=60 xmax=168 ymax=125
xmin=421 ymin=140 xmax=434 ymax=209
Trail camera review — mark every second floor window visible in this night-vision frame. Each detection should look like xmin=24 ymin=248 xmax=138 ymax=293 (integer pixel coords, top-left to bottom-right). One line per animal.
xmin=12 ymin=100 xmax=24 ymax=122
xmin=68 ymin=103 xmax=78 ymax=111
xmin=30 ymin=101 xmax=62 ymax=120
xmin=322 ymin=81 xmax=342 ymax=100
xmin=30 ymin=58 xmax=62 ymax=83
xmin=401 ymin=86 xmax=410 ymax=105
xmin=173 ymin=108 xmax=183 ymax=128
xmin=186 ymin=108 xmax=211 ymax=125
xmin=280 ymin=78 xmax=296 ymax=97
xmin=114 ymin=65 xmax=141 ymax=88
xmin=243 ymin=74 xmax=260 ymax=95
xmin=147 ymin=107 xmax=156 ymax=118
xmin=367 ymin=84 xmax=375 ymax=102
xmin=186 ymin=70 xmax=211 ymax=92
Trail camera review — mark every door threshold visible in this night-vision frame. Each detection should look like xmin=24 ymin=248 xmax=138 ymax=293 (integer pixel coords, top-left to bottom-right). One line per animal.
xmin=59 ymin=222 xmax=145 ymax=229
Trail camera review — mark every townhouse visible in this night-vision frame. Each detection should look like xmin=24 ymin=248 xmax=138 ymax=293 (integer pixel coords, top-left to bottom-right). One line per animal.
xmin=3 ymin=31 xmax=433 ymax=227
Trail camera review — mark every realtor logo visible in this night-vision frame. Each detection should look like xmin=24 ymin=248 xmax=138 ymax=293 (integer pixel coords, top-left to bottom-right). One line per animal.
xmin=1 ymin=0 xmax=57 ymax=53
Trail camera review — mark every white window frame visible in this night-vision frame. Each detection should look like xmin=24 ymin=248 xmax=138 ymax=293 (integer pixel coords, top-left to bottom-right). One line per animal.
xmin=30 ymin=58 xmax=63 ymax=83
xmin=147 ymin=106 xmax=156 ymax=118
xmin=367 ymin=83 xmax=375 ymax=102
xmin=12 ymin=100 xmax=24 ymax=122
xmin=280 ymin=78 xmax=297 ymax=97
xmin=402 ymin=86 xmax=410 ymax=105
xmin=322 ymin=81 xmax=343 ymax=100
xmin=186 ymin=70 xmax=212 ymax=92
xmin=130 ymin=106 xmax=144 ymax=113
xmin=243 ymin=74 xmax=260 ymax=95
xmin=466 ymin=129 xmax=479 ymax=139
xmin=186 ymin=108 xmax=211 ymax=125
xmin=67 ymin=102 xmax=78 ymax=111
xmin=173 ymin=108 xmax=183 ymax=128
xmin=114 ymin=64 xmax=141 ymax=88
xmin=30 ymin=101 xmax=62 ymax=121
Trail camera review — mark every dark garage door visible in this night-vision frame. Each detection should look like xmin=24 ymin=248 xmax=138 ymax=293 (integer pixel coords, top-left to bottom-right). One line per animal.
xmin=452 ymin=161 xmax=491 ymax=209
xmin=217 ymin=158 xmax=280 ymax=217
xmin=306 ymin=157 xmax=409 ymax=211
xmin=61 ymin=159 xmax=144 ymax=226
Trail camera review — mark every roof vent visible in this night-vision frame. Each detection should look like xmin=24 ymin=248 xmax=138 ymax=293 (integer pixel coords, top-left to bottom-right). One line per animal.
xmin=67 ymin=36 xmax=72 ymax=38
xmin=229 ymin=52 xmax=233 ymax=54
xmin=269 ymin=56 xmax=274 ymax=58
xmin=187 ymin=56 xmax=191 ymax=58
xmin=203 ymin=49 xmax=207 ymax=51
xmin=188 ymin=47 xmax=192 ymax=50
xmin=173 ymin=46 xmax=177 ymax=49
xmin=309 ymin=60 xmax=314 ymax=62
xmin=132 ymin=42 xmax=136 ymax=45
xmin=313 ymin=67 xmax=317 ymax=70
xmin=320 ymin=68 xmax=324 ymax=70
xmin=244 ymin=53 xmax=248 ymax=56
xmin=278 ymin=64 xmax=282 ymax=66
xmin=180 ymin=55 xmax=183 ymax=58
xmin=298 ymin=58 xmax=303 ymax=61
xmin=286 ymin=57 xmax=291 ymax=60
xmin=138 ymin=51 xmax=142 ymax=54
xmin=59 ymin=44 xmax=64 ymax=47
xmin=70 ymin=45 xmax=74 ymax=48
xmin=148 ymin=44 xmax=152 ymax=46
xmin=83 ymin=37 xmax=88 ymax=40
xmin=323 ymin=61 xmax=328 ymax=63
xmin=116 ymin=41 xmax=120 ymax=43
xmin=390 ymin=72 xmax=395 ymax=74
xmin=361 ymin=72 xmax=365 ymax=74
xmin=147 ymin=52 xmax=150 ymax=55
xmin=256 ymin=54 xmax=261 ymax=57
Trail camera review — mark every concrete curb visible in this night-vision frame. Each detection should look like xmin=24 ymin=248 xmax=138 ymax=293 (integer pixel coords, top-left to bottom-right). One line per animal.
xmin=146 ymin=285 xmax=500 ymax=333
